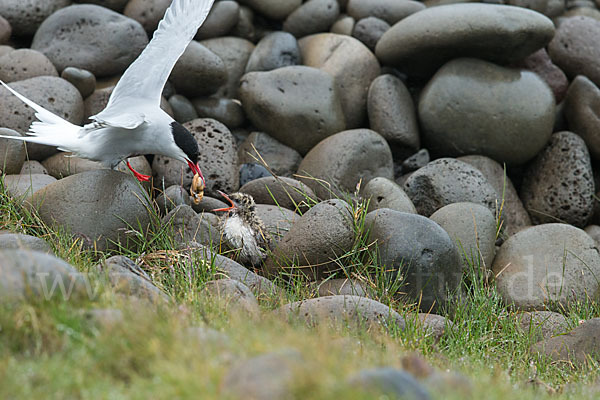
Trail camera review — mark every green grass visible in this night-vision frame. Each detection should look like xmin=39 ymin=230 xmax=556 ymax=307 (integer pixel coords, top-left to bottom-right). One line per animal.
xmin=1 ymin=173 xmax=600 ymax=399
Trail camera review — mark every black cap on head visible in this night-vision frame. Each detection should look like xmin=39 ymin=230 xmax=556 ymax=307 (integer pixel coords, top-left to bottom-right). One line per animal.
xmin=170 ymin=121 xmax=199 ymax=163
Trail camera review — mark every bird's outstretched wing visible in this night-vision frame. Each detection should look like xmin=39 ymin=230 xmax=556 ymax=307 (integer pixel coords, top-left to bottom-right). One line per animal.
xmin=93 ymin=0 xmax=214 ymax=125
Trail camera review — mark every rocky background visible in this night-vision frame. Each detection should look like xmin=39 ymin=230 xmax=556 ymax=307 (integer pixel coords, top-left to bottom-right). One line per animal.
xmin=2 ymin=0 xmax=600 ymax=395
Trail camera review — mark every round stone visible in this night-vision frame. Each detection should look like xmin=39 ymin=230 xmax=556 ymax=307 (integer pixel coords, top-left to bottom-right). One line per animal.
xmin=170 ymin=41 xmax=228 ymax=98
xmin=0 ymin=49 xmax=58 ymax=83
xmin=237 ymin=131 xmax=303 ymax=177
xmin=297 ymin=129 xmax=394 ymax=199
xmin=254 ymin=204 xmax=299 ymax=243
xmin=517 ymin=311 xmax=569 ymax=341
xmin=347 ymin=0 xmax=425 ymax=24
xmin=31 ymin=4 xmax=148 ymax=78
xmin=515 ymin=48 xmax=568 ymax=103
xmin=245 ymin=31 xmax=302 ymax=73
xmin=155 ymin=185 xmax=191 ymax=214
xmin=376 ymin=3 xmax=555 ymax=77
xmin=230 ymin=5 xmax=255 ymax=42
xmin=3 ymin=174 xmax=57 ymax=199
xmin=201 ymin=37 xmax=255 ymax=98
xmin=331 ymin=15 xmax=355 ymax=35
xmin=239 ymin=176 xmax=316 ymax=213
xmin=60 ymin=67 xmax=96 ymax=99
xmin=352 ymin=17 xmax=390 ymax=51
xmin=192 ymin=97 xmax=245 ymax=129
xmin=419 ymin=58 xmax=555 ymax=166
xmin=202 ymin=279 xmax=259 ymax=316
xmin=239 ymin=65 xmax=346 ymax=155
xmin=520 ymin=131 xmax=594 ymax=228
xmin=563 ymin=75 xmax=600 ymax=159
xmin=0 ymin=233 xmax=52 ymax=253
xmin=492 ymin=223 xmax=600 ymax=310
xmin=123 ymin=0 xmax=170 ymax=33
xmin=20 ymin=160 xmax=49 ymax=175
xmin=507 ymin=0 xmax=565 ymax=17
xmin=168 ymin=94 xmax=199 ymax=124
xmin=283 ymin=0 xmax=340 ymax=38
xmin=239 ymin=163 xmax=272 ymax=186
xmin=0 ymin=0 xmax=71 ymax=36
xmin=195 ymin=1 xmax=240 ymax=40
xmin=239 ymin=0 xmax=301 ymax=20
xmin=363 ymin=177 xmax=417 ymax=214
xmin=0 ymin=15 xmax=11 ymax=44
xmin=0 ymin=128 xmax=25 ymax=175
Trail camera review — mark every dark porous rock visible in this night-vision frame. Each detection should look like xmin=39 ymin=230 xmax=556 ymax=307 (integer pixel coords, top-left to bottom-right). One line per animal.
xmin=549 ymin=16 xmax=600 ymax=87
xmin=237 ymin=131 xmax=303 ymax=177
xmin=0 ymin=76 xmax=84 ymax=160
xmin=240 ymin=0 xmax=301 ymax=20
xmin=521 ymin=131 xmax=594 ymax=227
xmin=299 ymin=33 xmax=380 ymax=129
xmin=170 ymin=41 xmax=228 ymax=98
xmin=155 ymin=185 xmax=191 ymax=214
xmin=276 ymin=295 xmax=406 ymax=330
xmin=181 ymin=243 xmax=280 ymax=298
xmin=347 ymin=0 xmax=425 ymax=24
xmin=264 ymin=199 xmax=354 ymax=280
xmin=99 ymin=255 xmax=169 ymax=303
xmin=402 ymin=149 xmax=430 ymax=172
xmin=459 ymin=155 xmax=531 ymax=236
xmin=240 ymin=176 xmax=316 ymax=213
xmin=492 ymin=224 xmax=600 ymax=310
xmin=0 ymin=16 xmax=10 ymax=44
xmin=366 ymin=209 xmax=462 ymax=311
xmin=162 ymin=205 xmax=217 ymax=247
xmin=20 ymin=160 xmax=49 ymax=175
xmin=239 ymin=163 xmax=272 ymax=186
xmin=418 ymin=313 xmax=454 ymax=342
xmin=430 ymin=202 xmax=497 ymax=269
xmin=195 ymin=0 xmax=239 ymax=40
xmin=0 ymin=233 xmax=52 ymax=254
xmin=0 ymin=49 xmax=58 ymax=83
xmin=403 ymin=158 xmax=497 ymax=217
xmin=0 ymin=0 xmax=71 ymax=36
xmin=313 ymin=278 xmax=369 ymax=297
xmin=564 ymin=75 xmax=600 ymax=159
xmin=221 ymin=351 xmax=304 ymax=400
xmin=376 ymin=3 xmax=555 ymax=77
xmin=245 ymin=31 xmax=301 ymax=73
xmin=255 ymin=204 xmax=299 ymax=243
xmin=168 ymin=94 xmax=199 ymax=124
xmin=348 ymin=368 xmax=431 ymax=400
xmin=331 ymin=15 xmax=355 ymax=35
xmin=283 ymin=0 xmax=340 ymax=38
xmin=42 ymin=153 xmax=150 ymax=180
xmin=419 ymin=58 xmax=555 ymax=166
xmin=60 ymin=67 xmax=96 ymax=99
xmin=514 ymin=48 xmax=568 ymax=103
xmin=202 ymin=279 xmax=260 ymax=316
xmin=32 ymin=4 xmax=148 ymax=78
xmin=531 ymin=318 xmax=600 ymax=364
xmin=3 ymin=174 xmax=57 ymax=199
xmin=123 ymin=0 xmax=170 ymax=32
xmin=239 ymin=65 xmax=345 ymax=155
xmin=28 ymin=170 xmax=152 ymax=251
xmin=507 ymin=0 xmax=565 ymax=17
xmin=0 ymin=250 xmax=88 ymax=301
xmin=298 ymin=129 xmax=393 ymax=199
xmin=192 ymin=97 xmax=245 ymax=129
xmin=152 ymin=118 xmax=239 ymax=196
xmin=352 ymin=17 xmax=390 ymax=51
xmin=0 ymin=128 xmax=25 ymax=175
xmin=363 ymin=177 xmax=417 ymax=214
xmin=367 ymin=74 xmax=419 ymax=152
xmin=202 ymin=37 xmax=255 ymax=98
xmin=517 ymin=311 xmax=570 ymax=341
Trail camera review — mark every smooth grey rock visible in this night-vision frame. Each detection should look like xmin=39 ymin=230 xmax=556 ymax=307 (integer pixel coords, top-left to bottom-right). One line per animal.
xmin=418 ymin=314 xmax=453 ymax=342
xmin=41 ymin=153 xmax=150 ymax=179
xmin=0 ymin=128 xmax=25 ymax=175
xmin=202 ymin=279 xmax=260 ymax=316
xmin=0 ymin=233 xmax=52 ymax=254
xmin=123 ymin=0 xmax=170 ymax=32
xmin=402 ymin=149 xmax=430 ymax=172
xmin=28 ymin=170 xmax=152 ymax=251
xmin=195 ymin=1 xmax=239 ymax=40
xmin=60 ymin=67 xmax=96 ymax=99
xmin=564 ymin=75 xmax=600 ymax=159
xmin=531 ymin=318 xmax=600 ymax=364
xmin=20 ymin=160 xmax=49 ymax=175
xmin=78 ymin=0 xmax=129 ymax=11
xmin=3 ymin=174 xmax=57 ymax=199
xmin=313 ymin=278 xmax=369 ymax=297
xmin=0 ymin=249 xmax=88 ymax=301
xmin=298 ymin=129 xmax=393 ymax=199
xmin=238 ymin=0 xmax=301 ymax=20
xmin=152 ymin=118 xmax=239 ymax=197
xmin=277 ymin=295 xmax=406 ymax=330
xmin=240 ymin=176 xmax=316 ymax=213
xmin=162 ymin=205 xmax=217 ymax=247
xmin=515 ymin=48 xmax=568 ymax=103
xmin=363 ymin=177 xmax=416 ymax=214
xmin=585 ymin=225 xmax=600 ymax=246
xmin=0 ymin=16 xmax=9 ymax=44
xmin=192 ymin=97 xmax=245 ymax=129
xmin=168 ymin=94 xmax=199 ymax=124
xmin=170 ymin=41 xmax=228 ymax=98
xmin=376 ymin=3 xmax=555 ymax=77
xmin=264 ymin=199 xmax=354 ymax=280
xmin=492 ymin=224 xmax=600 ymax=310
xmin=430 ymin=202 xmax=497 ymax=269
xmin=0 ymin=0 xmax=71 ymax=36
xmin=202 ymin=37 xmax=255 ymax=98
xmin=245 ymin=31 xmax=301 ymax=73
xmin=518 ymin=311 xmax=570 ymax=341
xmin=403 ymin=158 xmax=497 ymax=216
xmin=230 ymin=5 xmax=255 ymax=41
xmin=367 ymin=74 xmax=419 ymax=151
xmin=99 ymin=255 xmax=168 ymax=303
xmin=352 ymin=17 xmax=390 ymax=51
xmin=347 ymin=0 xmax=425 ymax=24
xmin=283 ymin=0 xmax=340 ymax=38
xmin=239 ymin=163 xmax=272 ymax=186
xmin=299 ymin=33 xmax=380 ymax=129
xmin=348 ymin=368 xmax=431 ymax=400
xmin=237 ymin=131 xmax=303 ymax=177
xmin=254 ymin=204 xmax=299 ymax=243
xmin=331 ymin=15 xmax=354 ymax=35
xmin=155 ymin=185 xmax=192 ymax=214
xmin=32 ymin=4 xmax=148 ymax=78
xmin=0 ymin=49 xmax=58 ymax=82
xmin=521 ymin=131 xmax=594 ymax=227
xmin=419 ymin=58 xmax=555 ymax=165
xmin=239 ymin=66 xmax=345 ymax=155
xmin=507 ymin=0 xmax=565 ymax=17
xmin=366 ymin=209 xmax=463 ymax=311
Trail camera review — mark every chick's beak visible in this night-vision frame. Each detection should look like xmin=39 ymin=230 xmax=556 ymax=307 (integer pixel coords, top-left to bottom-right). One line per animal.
xmin=212 ymin=190 xmax=235 ymax=212
xmin=187 ymin=160 xmax=205 ymax=186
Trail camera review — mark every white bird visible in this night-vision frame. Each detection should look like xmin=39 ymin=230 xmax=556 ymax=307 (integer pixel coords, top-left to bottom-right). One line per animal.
xmin=0 ymin=0 xmax=214 ymax=184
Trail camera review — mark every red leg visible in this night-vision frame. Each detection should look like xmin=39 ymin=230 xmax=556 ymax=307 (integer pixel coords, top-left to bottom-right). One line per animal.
xmin=127 ymin=159 xmax=151 ymax=182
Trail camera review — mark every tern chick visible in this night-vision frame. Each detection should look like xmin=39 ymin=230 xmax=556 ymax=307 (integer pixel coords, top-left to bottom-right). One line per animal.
xmin=213 ymin=191 xmax=272 ymax=267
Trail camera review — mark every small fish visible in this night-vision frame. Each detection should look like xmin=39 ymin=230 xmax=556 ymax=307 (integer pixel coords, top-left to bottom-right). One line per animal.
xmin=190 ymin=172 xmax=205 ymax=205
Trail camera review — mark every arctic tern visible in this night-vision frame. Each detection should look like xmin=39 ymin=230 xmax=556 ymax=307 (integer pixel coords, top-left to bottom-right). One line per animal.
xmin=0 ymin=0 xmax=215 ymax=184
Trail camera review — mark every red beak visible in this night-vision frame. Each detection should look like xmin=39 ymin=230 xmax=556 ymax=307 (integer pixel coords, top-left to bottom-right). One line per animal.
xmin=212 ymin=190 xmax=235 ymax=212
xmin=187 ymin=160 xmax=205 ymax=185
